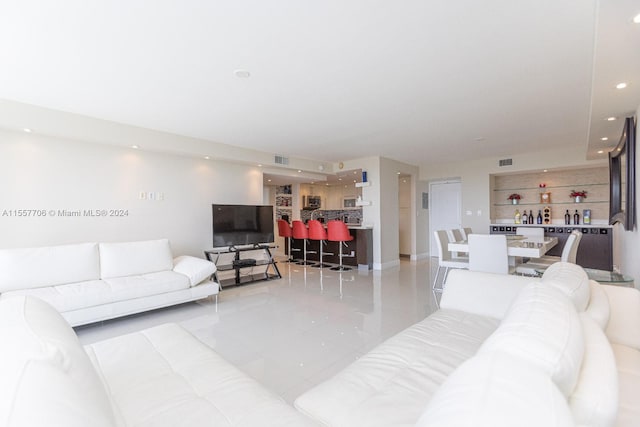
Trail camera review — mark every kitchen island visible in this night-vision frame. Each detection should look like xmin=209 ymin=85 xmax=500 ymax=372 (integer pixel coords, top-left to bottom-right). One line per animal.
xmin=290 ymin=225 xmax=373 ymax=270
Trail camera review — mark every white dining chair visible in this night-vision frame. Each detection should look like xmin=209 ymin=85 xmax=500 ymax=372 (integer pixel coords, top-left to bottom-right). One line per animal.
xmin=468 ymin=234 xmax=515 ymax=275
xmin=433 ymin=230 xmax=469 ymax=291
xmin=460 ymin=227 xmax=473 ymax=240
xmin=515 ymin=231 xmax=582 ymax=276
xmin=446 ymin=229 xmax=467 ymax=259
xmin=516 ymin=227 xmax=544 ymax=238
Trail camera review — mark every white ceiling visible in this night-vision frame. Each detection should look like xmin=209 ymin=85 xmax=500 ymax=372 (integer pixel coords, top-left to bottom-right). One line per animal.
xmin=0 ymin=1 xmax=638 ymax=166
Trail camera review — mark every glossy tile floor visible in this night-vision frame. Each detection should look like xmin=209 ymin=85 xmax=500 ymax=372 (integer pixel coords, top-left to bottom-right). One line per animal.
xmin=76 ymin=258 xmax=440 ymax=403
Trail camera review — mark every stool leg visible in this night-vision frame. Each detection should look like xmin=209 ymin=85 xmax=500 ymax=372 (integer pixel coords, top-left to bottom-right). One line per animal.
xmin=313 ymin=240 xmax=328 ymax=268
xmin=285 ymin=236 xmax=295 ymax=262
xmin=297 ymin=239 xmax=316 ymax=266
xmin=330 ymin=241 xmax=351 ymax=271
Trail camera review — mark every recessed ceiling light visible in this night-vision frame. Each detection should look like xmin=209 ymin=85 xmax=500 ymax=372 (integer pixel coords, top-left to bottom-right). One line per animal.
xmin=353 ymin=180 xmax=357 ymax=183
xmin=616 ymin=82 xmax=628 ymax=89
xmin=258 ymin=164 xmax=262 ymax=167
xmin=338 ymin=178 xmax=342 ymax=181
xmin=204 ymin=156 xmax=210 ymax=160
xmin=597 ymin=150 xmax=604 ymax=154
xmin=634 ymin=13 xmax=640 ymax=23
xmin=543 ymin=169 xmax=548 ymax=173
xmin=297 ymin=170 xmax=302 ymax=173
xmin=267 ymin=179 xmax=272 ymax=182
xmin=601 ymin=137 xmax=608 ymax=141
xmin=607 ymin=117 xmax=617 ymax=121
xmin=23 ymin=128 xmax=32 ymax=133
xmin=325 ymin=183 xmax=329 ymax=186
xmin=234 ymin=69 xmax=251 ymax=78
xmin=396 ymin=172 xmax=401 ymax=175
xmin=310 ymin=182 xmax=315 ymax=184
xmin=131 ymin=145 xmax=139 ymax=149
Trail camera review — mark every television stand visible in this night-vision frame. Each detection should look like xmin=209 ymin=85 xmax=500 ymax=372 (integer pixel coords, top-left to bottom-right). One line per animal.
xmin=204 ymin=245 xmax=281 ymax=288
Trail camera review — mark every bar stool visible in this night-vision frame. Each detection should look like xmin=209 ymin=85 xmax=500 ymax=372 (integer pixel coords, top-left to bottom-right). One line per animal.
xmin=292 ymin=220 xmax=317 ymax=266
xmin=307 ymin=220 xmax=332 ymax=268
xmin=327 ymin=220 xmax=354 ymax=271
xmin=277 ymin=219 xmax=295 ymax=262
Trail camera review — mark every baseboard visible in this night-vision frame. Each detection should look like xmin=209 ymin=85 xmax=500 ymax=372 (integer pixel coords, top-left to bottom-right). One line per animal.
xmin=373 ymin=259 xmax=401 ymax=270
xmin=410 ymin=252 xmax=430 ymax=261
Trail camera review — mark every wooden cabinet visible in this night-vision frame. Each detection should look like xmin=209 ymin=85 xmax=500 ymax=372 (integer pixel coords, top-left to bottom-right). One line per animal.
xmin=490 ymin=225 xmax=613 ymax=270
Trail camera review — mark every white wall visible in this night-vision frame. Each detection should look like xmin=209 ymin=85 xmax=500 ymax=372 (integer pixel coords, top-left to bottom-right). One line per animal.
xmin=415 ymin=180 xmax=430 ymax=259
xmin=399 ymin=177 xmax=411 ymax=255
xmin=0 ymin=129 xmax=263 ymax=256
xmin=616 ymin=106 xmax=640 ymax=287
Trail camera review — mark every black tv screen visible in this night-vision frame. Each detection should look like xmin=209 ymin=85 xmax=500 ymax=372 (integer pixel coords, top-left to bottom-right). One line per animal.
xmin=212 ymin=204 xmax=274 ymax=247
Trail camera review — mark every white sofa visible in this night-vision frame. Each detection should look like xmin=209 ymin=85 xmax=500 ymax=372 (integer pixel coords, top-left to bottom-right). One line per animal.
xmin=295 ymin=263 xmax=640 ymax=427
xmin=0 ymin=295 xmax=317 ymax=427
xmin=0 ymin=239 xmax=219 ymax=326
xmin=1 ymin=262 xmax=638 ymax=426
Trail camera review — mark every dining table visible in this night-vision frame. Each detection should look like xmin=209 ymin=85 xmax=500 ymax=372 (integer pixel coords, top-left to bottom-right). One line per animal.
xmin=448 ymin=235 xmax=559 ymax=266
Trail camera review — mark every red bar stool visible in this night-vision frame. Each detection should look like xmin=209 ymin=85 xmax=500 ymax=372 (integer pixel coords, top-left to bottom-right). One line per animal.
xmin=327 ymin=220 xmax=354 ymax=271
xmin=277 ymin=219 xmax=295 ymax=262
xmin=292 ymin=220 xmax=317 ymax=266
xmin=307 ymin=220 xmax=332 ymax=268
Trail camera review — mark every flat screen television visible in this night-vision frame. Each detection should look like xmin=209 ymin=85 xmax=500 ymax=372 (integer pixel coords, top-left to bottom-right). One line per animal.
xmin=212 ymin=204 xmax=274 ymax=247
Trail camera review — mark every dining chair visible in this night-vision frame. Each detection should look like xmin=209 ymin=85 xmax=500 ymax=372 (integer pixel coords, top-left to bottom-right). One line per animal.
xmin=446 ymin=229 xmax=466 ymax=259
xmin=460 ymin=227 xmax=473 ymax=240
xmin=516 ymin=227 xmax=544 ymax=238
xmin=433 ymin=230 xmax=469 ymax=291
xmin=468 ymin=234 xmax=515 ymax=275
xmin=515 ymin=231 xmax=582 ymax=276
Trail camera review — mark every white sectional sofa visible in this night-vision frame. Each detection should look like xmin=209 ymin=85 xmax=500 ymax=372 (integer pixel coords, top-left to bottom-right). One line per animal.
xmin=0 ymin=295 xmax=316 ymax=427
xmin=1 ymin=262 xmax=638 ymax=426
xmin=295 ymin=263 xmax=640 ymax=427
xmin=0 ymin=239 xmax=219 ymax=326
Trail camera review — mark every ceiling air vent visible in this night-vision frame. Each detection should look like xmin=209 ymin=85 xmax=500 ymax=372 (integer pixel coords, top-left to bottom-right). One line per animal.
xmin=499 ymin=158 xmax=513 ymax=167
xmin=274 ymin=155 xmax=289 ymax=166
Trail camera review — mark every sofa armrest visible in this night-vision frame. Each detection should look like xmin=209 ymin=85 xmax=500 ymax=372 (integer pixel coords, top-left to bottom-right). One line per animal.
xmin=173 ymin=256 xmax=217 ymax=287
xmin=601 ymin=284 xmax=640 ymax=350
xmin=441 ymin=270 xmax=536 ymax=319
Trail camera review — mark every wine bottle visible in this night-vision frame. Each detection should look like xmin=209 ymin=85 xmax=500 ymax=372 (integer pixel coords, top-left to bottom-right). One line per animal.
xmin=522 ymin=210 xmax=528 ymax=224
xmin=537 ymin=210 xmax=542 ymax=224
xmin=564 ymin=210 xmax=570 ymax=225
xmin=528 ymin=211 xmax=534 ymax=224
xmin=573 ymin=210 xmax=580 ymax=225
xmin=514 ymin=209 xmax=521 ymax=224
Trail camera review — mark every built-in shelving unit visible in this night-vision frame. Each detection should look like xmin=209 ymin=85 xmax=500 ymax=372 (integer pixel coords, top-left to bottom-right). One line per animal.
xmin=275 ymin=185 xmax=292 ymax=220
xmin=492 ymin=167 xmax=609 ymax=222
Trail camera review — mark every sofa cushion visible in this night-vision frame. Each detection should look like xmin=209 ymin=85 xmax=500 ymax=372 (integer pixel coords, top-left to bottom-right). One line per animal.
xmin=416 ymin=352 xmax=574 ymax=427
xmin=441 ymin=269 xmax=535 ymax=319
xmin=0 ymin=295 xmax=116 ymax=427
xmin=0 ymin=242 xmax=100 ymax=292
xmin=4 ymin=271 xmax=190 ymax=313
xmin=85 ymin=323 xmax=315 ymax=427
xmin=541 ymin=261 xmax=590 ymax=311
xmin=99 ymin=239 xmax=173 ymax=279
xmin=569 ymin=314 xmax=618 ymax=427
xmin=173 ymin=255 xmax=217 ymax=286
xmin=479 ymin=282 xmax=584 ymax=396
xmin=294 ymin=309 xmax=500 ymax=426
xmin=610 ymin=343 xmax=640 ymax=427
xmin=585 ymin=280 xmax=610 ymax=330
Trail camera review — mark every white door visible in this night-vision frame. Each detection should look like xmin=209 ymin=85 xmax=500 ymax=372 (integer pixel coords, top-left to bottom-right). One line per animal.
xmin=429 ymin=180 xmax=462 ymax=255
